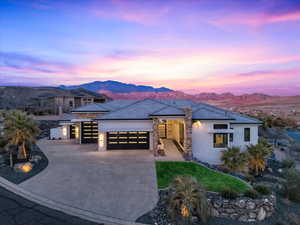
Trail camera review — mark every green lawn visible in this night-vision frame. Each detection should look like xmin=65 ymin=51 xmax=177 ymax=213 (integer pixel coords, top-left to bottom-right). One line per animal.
xmin=156 ymin=161 xmax=251 ymax=193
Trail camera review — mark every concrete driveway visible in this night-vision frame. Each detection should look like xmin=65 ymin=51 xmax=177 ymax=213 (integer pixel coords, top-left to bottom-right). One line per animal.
xmin=19 ymin=140 xmax=158 ymax=222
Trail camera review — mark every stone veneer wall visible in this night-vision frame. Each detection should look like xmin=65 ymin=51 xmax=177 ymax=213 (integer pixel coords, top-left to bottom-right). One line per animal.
xmin=152 ymin=118 xmax=159 ymax=156
xmin=183 ymin=108 xmax=192 ymax=159
xmin=208 ymin=193 xmax=276 ymax=222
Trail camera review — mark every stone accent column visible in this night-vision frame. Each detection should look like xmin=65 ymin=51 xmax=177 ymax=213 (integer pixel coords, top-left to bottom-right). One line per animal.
xmin=152 ymin=118 xmax=159 ymax=156
xmin=183 ymin=108 xmax=193 ymax=159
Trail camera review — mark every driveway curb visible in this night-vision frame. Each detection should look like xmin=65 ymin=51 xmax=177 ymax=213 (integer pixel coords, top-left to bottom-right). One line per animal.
xmin=0 ymin=177 xmax=148 ymax=225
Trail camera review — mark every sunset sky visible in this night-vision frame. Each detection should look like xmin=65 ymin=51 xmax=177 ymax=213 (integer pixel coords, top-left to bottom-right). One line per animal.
xmin=1 ymin=0 xmax=300 ymax=95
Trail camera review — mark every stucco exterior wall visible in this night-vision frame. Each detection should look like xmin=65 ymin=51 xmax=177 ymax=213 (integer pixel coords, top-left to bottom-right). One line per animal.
xmin=230 ymin=124 xmax=259 ymax=151
xmin=192 ymin=120 xmax=231 ymax=165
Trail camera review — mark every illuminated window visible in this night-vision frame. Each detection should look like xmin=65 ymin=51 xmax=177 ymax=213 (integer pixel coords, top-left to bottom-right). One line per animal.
xmin=213 ymin=133 xmax=228 ymax=148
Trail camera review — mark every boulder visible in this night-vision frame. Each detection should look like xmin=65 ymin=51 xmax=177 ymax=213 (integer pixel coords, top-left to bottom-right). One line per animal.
xmin=236 ymin=199 xmax=246 ymax=208
xmin=257 ymin=207 xmax=267 ymax=221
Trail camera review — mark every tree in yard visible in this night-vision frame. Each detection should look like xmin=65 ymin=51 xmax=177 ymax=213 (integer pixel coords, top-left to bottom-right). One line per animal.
xmin=247 ymin=141 xmax=272 ymax=176
xmin=221 ymin=147 xmax=248 ymax=173
xmin=282 ymin=168 xmax=300 ymax=202
xmin=3 ymin=110 xmax=39 ymax=160
xmin=166 ymin=176 xmax=210 ymax=223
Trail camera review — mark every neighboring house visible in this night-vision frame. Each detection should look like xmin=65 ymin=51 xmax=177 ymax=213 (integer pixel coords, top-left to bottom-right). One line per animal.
xmin=39 ymin=88 xmax=109 ymax=114
xmin=52 ymin=99 xmax=261 ymax=164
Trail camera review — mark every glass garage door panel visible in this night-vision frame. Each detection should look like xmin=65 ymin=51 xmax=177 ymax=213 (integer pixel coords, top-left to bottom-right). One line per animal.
xmin=107 ymin=131 xmax=149 ymax=150
xmin=81 ymin=121 xmax=98 ymax=144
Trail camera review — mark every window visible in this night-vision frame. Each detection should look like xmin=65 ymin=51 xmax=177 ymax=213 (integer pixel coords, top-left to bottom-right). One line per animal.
xmin=230 ymin=133 xmax=233 ymax=142
xmin=244 ymin=128 xmax=251 ymax=142
xmin=213 ymin=124 xmax=228 ymax=129
xmin=179 ymin=122 xmax=184 ymax=146
xmin=69 ymin=101 xmax=73 ymax=107
xmin=214 ymin=133 xmax=228 ymax=148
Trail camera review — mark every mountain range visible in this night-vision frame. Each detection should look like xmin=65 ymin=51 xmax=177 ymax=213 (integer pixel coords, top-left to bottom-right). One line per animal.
xmin=59 ymin=80 xmax=275 ymax=106
xmin=59 ymin=80 xmax=172 ymax=93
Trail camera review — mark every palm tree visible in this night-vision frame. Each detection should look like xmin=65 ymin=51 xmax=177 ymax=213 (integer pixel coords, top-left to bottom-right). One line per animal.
xmin=221 ymin=147 xmax=248 ymax=173
xmin=247 ymin=142 xmax=272 ymax=176
xmin=3 ymin=110 xmax=39 ymax=160
xmin=167 ymin=176 xmax=209 ymax=223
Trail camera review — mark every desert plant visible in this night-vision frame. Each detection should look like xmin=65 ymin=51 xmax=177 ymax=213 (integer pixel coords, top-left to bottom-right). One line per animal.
xmin=3 ymin=110 xmax=39 ymax=160
xmin=254 ymin=184 xmax=271 ymax=195
xmin=221 ymin=147 xmax=248 ymax=173
xmin=220 ymin=187 xmax=239 ymax=199
xmin=167 ymin=176 xmax=210 ymax=223
xmin=282 ymin=168 xmax=300 ymax=202
xmin=282 ymin=159 xmax=295 ymax=169
xmin=244 ymin=189 xmax=259 ymax=199
xmin=247 ymin=142 xmax=272 ymax=176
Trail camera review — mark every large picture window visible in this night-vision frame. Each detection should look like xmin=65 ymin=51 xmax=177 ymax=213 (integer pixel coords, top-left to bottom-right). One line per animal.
xmin=244 ymin=128 xmax=251 ymax=142
xmin=213 ymin=133 xmax=228 ymax=148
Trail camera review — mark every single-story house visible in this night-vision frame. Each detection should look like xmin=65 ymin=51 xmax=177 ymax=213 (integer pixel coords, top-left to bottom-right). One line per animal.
xmin=51 ymin=99 xmax=261 ymax=164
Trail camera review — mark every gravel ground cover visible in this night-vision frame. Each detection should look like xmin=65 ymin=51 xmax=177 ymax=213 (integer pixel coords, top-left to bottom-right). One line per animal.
xmin=0 ymin=144 xmax=48 ymax=184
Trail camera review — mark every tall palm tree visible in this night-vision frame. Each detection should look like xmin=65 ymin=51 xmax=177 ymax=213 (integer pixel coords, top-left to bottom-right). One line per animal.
xmin=167 ymin=176 xmax=209 ymax=223
xmin=3 ymin=110 xmax=39 ymax=160
xmin=247 ymin=142 xmax=272 ymax=176
xmin=221 ymin=147 xmax=248 ymax=173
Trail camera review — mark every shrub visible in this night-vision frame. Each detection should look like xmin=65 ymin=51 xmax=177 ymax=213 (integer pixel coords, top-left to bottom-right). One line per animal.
xmin=244 ymin=189 xmax=259 ymax=199
xmin=221 ymin=187 xmax=239 ymax=199
xmin=254 ymin=184 xmax=271 ymax=195
xmin=247 ymin=143 xmax=272 ymax=176
xmin=282 ymin=159 xmax=295 ymax=169
xmin=282 ymin=169 xmax=300 ymax=202
xmin=221 ymin=147 xmax=248 ymax=173
xmin=167 ymin=176 xmax=210 ymax=223
xmin=245 ymin=174 xmax=256 ymax=183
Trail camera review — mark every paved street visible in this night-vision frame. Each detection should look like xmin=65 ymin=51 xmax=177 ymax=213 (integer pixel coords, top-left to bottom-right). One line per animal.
xmin=0 ymin=186 xmax=103 ymax=225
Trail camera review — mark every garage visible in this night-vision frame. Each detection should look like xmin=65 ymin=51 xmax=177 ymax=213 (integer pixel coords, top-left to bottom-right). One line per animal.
xmin=81 ymin=121 xmax=98 ymax=144
xmin=107 ymin=131 xmax=150 ymax=150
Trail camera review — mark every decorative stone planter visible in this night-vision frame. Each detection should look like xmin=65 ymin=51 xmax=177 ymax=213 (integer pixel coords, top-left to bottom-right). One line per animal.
xmin=207 ymin=192 xmax=276 ymax=222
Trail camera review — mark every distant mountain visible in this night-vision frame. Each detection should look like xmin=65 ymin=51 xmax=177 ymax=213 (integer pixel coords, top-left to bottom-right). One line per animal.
xmin=59 ymin=80 xmax=173 ymax=93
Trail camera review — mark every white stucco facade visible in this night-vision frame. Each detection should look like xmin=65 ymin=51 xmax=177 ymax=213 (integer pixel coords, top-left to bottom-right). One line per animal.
xmin=191 ymin=120 xmax=259 ymax=165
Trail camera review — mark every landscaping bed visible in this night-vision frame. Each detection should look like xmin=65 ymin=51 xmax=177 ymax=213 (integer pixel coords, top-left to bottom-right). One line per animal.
xmin=156 ymin=161 xmax=250 ymax=193
xmin=0 ymin=144 xmax=48 ymax=184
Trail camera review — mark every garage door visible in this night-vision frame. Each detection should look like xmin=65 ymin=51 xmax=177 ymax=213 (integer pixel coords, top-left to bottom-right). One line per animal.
xmin=107 ymin=131 xmax=150 ymax=150
xmin=81 ymin=121 xmax=98 ymax=144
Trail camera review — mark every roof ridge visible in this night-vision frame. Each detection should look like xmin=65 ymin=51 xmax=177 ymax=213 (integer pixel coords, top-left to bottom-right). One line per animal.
xmin=150 ymin=98 xmax=187 ymax=111
xmin=102 ymin=99 xmax=151 ymax=114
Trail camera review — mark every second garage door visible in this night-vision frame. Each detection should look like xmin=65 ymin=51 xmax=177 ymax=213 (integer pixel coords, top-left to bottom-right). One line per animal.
xmin=107 ymin=131 xmax=149 ymax=150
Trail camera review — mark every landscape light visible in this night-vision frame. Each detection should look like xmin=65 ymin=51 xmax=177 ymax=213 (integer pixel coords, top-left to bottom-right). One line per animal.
xmin=21 ymin=163 xmax=33 ymax=173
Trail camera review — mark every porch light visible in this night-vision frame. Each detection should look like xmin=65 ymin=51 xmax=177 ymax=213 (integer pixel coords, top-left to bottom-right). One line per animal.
xmin=62 ymin=127 xmax=67 ymax=136
xmin=99 ymin=133 xmax=104 ymax=147
xmin=194 ymin=120 xmax=202 ymax=128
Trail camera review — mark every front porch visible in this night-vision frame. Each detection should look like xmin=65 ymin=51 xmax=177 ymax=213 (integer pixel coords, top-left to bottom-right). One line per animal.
xmin=155 ymin=139 xmax=185 ymax=161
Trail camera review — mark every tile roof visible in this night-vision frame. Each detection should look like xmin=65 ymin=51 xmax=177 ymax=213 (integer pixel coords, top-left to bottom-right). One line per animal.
xmin=71 ymin=98 xmax=261 ymax=124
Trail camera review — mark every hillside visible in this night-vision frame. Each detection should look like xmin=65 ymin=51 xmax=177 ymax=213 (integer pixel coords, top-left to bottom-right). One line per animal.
xmin=59 ymin=80 xmax=173 ymax=93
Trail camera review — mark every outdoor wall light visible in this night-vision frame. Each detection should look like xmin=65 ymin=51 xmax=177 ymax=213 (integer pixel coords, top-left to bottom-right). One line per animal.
xmin=99 ymin=133 xmax=104 ymax=147
xmin=194 ymin=120 xmax=202 ymax=128
xmin=75 ymin=127 xmax=79 ymax=139
xmin=62 ymin=126 xmax=67 ymax=136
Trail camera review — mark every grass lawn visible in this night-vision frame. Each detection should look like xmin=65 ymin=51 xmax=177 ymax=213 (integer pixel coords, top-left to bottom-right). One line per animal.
xmin=156 ymin=161 xmax=251 ymax=193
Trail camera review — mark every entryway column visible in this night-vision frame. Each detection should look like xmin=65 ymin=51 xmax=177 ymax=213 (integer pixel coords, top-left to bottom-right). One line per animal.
xmin=152 ymin=118 xmax=159 ymax=156
xmin=183 ymin=108 xmax=193 ymax=159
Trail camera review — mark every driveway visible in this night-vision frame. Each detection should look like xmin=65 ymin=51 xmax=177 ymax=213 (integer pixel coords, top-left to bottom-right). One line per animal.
xmin=19 ymin=140 xmax=158 ymax=222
